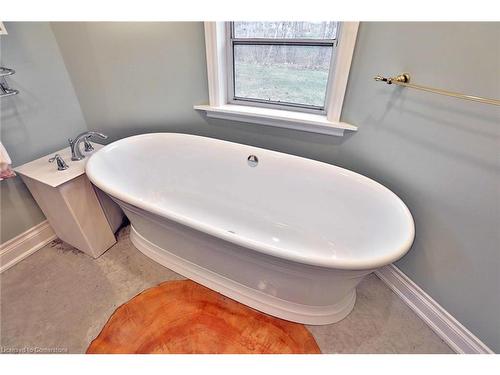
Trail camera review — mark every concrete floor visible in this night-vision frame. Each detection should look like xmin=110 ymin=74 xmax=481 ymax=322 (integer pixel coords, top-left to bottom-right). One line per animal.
xmin=0 ymin=226 xmax=453 ymax=354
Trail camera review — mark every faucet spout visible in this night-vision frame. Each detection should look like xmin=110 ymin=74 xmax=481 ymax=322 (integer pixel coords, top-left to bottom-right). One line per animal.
xmin=69 ymin=131 xmax=108 ymax=161
xmin=86 ymin=131 xmax=108 ymax=140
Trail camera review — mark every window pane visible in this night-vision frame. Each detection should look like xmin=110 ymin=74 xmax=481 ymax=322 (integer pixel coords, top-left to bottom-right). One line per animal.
xmin=233 ymin=44 xmax=333 ymax=108
xmin=233 ymin=22 xmax=337 ymax=39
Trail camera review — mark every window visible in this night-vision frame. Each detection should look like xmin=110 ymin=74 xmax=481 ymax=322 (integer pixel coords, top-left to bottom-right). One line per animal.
xmin=195 ymin=22 xmax=359 ymax=136
xmin=228 ymin=22 xmax=338 ymax=113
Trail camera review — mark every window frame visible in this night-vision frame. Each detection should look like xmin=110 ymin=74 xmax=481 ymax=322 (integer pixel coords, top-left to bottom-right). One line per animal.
xmin=194 ymin=21 xmax=359 ymax=136
xmin=226 ymin=22 xmax=338 ymax=114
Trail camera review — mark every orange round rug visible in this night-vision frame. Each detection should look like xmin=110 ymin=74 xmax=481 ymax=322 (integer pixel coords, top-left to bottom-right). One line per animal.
xmin=87 ymin=280 xmax=321 ymax=354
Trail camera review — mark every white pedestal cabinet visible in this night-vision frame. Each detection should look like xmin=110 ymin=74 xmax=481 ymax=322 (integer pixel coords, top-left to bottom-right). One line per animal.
xmin=15 ymin=143 xmax=123 ymax=258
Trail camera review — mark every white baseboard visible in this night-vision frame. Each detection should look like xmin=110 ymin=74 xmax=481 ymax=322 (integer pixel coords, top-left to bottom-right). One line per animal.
xmin=0 ymin=220 xmax=57 ymax=273
xmin=376 ymin=264 xmax=494 ymax=354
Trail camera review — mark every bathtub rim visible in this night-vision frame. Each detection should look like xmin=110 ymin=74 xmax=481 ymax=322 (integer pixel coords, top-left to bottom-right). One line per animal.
xmin=86 ymin=132 xmax=415 ymax=270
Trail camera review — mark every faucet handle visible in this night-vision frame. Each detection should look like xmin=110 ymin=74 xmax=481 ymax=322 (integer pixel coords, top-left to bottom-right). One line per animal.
xmin=83 ymin=137 xmax=94 ymax=152
xmin=68 ymin=138 xmax=74 ymax=147
xmin=49 ymin=154 xmax=69 ymax=171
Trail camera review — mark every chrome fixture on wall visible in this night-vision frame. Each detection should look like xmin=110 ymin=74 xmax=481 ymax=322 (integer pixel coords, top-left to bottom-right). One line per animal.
xmin=68 ymin=131 xmax=108 ymax=161
xmin=0 ymin=67 xmax=19 ymax=98
xmin=374 ymin=73 xmax=500 ymax=106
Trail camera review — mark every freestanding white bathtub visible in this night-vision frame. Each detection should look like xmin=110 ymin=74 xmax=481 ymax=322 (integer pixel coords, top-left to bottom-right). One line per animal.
xmin=86 ymin=133 xmax=414 ymax=324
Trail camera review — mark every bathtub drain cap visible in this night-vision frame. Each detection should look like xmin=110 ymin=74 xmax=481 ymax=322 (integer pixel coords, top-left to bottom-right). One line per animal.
xmin=247 ymin=155 xmax=259 ymax=167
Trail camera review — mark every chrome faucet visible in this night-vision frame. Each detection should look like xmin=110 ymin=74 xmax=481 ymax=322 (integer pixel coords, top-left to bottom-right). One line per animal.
xmin=68 ymin=131 xmax=108 ymax=161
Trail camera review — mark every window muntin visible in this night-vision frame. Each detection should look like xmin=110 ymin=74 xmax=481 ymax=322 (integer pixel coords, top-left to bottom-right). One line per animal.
xmin=228 ymin=22 xmax=339 ymax=112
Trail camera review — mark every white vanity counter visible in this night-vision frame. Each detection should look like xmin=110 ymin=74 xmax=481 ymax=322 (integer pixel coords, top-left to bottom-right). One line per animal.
xmin=15 ymin=143 xmax=104 ymax=187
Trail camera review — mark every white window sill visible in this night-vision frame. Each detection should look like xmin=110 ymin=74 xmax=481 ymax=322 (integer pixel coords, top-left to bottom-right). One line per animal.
xmin=194 ymin=104 xmax=357 ymax=137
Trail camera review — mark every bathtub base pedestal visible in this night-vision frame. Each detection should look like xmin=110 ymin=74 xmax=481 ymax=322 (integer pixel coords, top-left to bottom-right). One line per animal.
xmin=129 ymin=225 xmax=358 ymax=325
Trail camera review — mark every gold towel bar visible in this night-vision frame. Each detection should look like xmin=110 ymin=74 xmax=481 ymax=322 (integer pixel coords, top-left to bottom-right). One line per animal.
xmin=374 ymin=73 xmax=500 ymax=106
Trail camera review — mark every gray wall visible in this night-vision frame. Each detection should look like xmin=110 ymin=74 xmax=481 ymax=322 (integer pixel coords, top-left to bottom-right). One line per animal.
xmin=2 ymin=22 xmax=498 ymax=352
xmin=0 ymin=22 xmax=87 ymax=242
xmin=50 ymin=22 xmax=209 ymax=141
xmin=343 ymin=23 xmax=499 ymax=352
